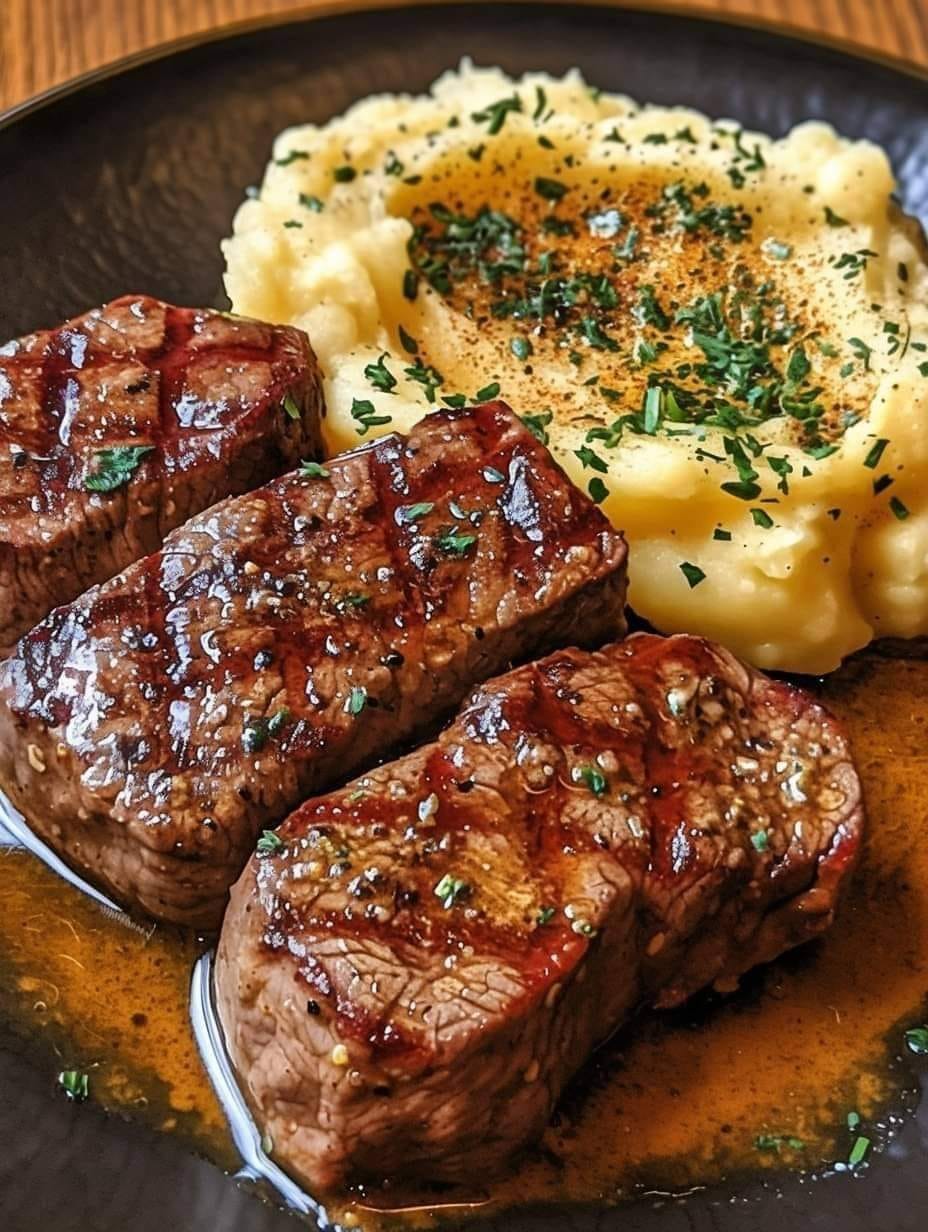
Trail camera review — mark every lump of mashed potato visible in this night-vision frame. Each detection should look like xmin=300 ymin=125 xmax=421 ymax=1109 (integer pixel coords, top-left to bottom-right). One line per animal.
xmin=223 ymin=63 xmax=928 ymax=674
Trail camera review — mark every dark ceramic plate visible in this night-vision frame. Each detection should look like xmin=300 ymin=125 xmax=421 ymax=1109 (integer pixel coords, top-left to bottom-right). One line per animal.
xmin=2 ymin=4 xmax=928 ymax=1230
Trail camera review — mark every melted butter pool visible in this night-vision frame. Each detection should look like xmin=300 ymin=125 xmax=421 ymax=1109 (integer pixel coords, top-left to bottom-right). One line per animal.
xmin=1 ymin=650 xmax=927 ymax=1227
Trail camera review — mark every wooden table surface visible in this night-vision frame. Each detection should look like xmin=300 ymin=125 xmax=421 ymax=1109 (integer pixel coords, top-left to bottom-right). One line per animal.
xmin=1 ymin=0 xmax=927 ymax=112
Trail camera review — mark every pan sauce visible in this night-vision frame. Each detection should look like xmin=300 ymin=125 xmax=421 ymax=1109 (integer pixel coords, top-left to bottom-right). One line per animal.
xmin=1 ymin=648 xmax=927 ymax=1227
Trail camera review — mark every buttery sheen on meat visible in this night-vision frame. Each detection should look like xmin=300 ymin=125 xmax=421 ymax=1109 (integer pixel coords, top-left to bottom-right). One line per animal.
xmin=0 ymin=294 xmax=324 ymax=652
xmin=215 ymin=633 xmax=863 ymax=1192
xmin=0 ymin=403 xmax=627 ymax=927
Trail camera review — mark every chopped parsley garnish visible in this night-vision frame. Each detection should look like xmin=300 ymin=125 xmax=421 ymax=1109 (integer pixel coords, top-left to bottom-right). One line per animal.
xmin=346 ymin=685 xmax=368 ymax=716
xmin=333 ymin=164 xmax=356 ymax=183
xmin=339 ymin=592 xmax=371 ymax=611
xmin=283 ymin=392 xmax=302 ymax=420
xmin=475 ymin=381 xmax=501 ymax=401
xmin=364 ymin=353 xmax=397 ymax=393
xmin=755 ymin=1134 xmax=804 ymax=1153
xmin=680 ymin=561 xmax=706 ymax=588
xmin=471 ymin=94 xmax=523 ymax=134
xmin=536 ymin=905 xmax=556 ymax=925
xmin=532 ymin=85 xmax=548 ymax=121
xmin=274 ymin=149 xmax=309 ymax=166
xmin=643 ymin=132 xmax=668 ymax=145
xmin=435 ymin=528 xmax=478 ymax=555
xmin=483 ymin=466 xmax=506 ymax=483
xmin=510 ymin=335 xmax=533 ymax=361
xmin=299 ymin=192 xmax=324 ymax=212
xmin=848 ymin=336 xmax=872 ymax=370
xmin=751 ymin=508 xmax=775 ymax=529
xmin=574 ymin=445 xmax=608 ymax=473
xmin=300 ymin=460 xmax=330 ymax=479
xmin=256 ymin=830 xmax=285 ymax=855
xmin=384 ymin=151 xmax=404 ymax=176
xmin=578 ymin=765 xmax=607 ymax=796
xmin=634 ymin=284 xmax=670 ymax=330
xmin=533 ymin=176 xmax=568 ymax=202
xmin=722 ymin=127 xmax=766 ymax=187
xmin=397 ymin=501 xmax=434 ymax=523
xmin=434 ymin=872 xmax=471 ymax=908
xmin=283 ymin=219 xmax=303 ymax=229
xmin=242 ymin=709 xmax=290 ymax=755
xmin=84 ymin=445 xmax=155 ymax=493
xmin=905 ymin=1025 xmax=928 ymax=1053
xmin=520 ymin=410 xmax=553 ymax=444
xmin=890 ymin=497 xmax=910 ymax=520
xmin=848 ymin=1136 xmax=870 ymax=1168
xmin=58 ymin=1069 xmax=89 ymax=1101
xmin=405 ymin=359 xmax=444 ymax=403
xmin=587 ymin=476 xmax=609 ymax=504
xmin=863 ymin=438 xmax=889 ymax=469
xmin=832 ymin=248 xmax=878 ymax=280
xmin=398 ymin=324 xmax=418 ymax=354
xmin=824 ymin=205 xmax=849 ymax=227
xmin=751 ymin=830 xmax=770 ymax=852
xmin=713 ymin=527 xmax=732 ymax=541
xmin=350 ymin=397 xmax=391 ymax=435
xmin=403 ymin=269 xmax=419 ymax=301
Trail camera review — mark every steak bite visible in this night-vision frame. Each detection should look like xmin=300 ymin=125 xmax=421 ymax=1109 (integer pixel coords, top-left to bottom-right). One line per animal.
xmin=0 ymin=294 xmax=323 ymax=651
xmin=0 ymin=402 xmax=628 ymax=927
xmin=215 ymin=633 xmax=862 ymax=1192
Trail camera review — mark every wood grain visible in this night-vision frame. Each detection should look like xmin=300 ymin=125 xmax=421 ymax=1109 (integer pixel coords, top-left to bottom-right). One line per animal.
xmin=1 ymin=0 xmax=927 ymax=112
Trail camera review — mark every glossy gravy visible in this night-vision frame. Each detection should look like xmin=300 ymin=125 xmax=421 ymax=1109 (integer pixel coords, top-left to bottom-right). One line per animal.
xmin=1 ymin=649 xmax=927 ymax=1227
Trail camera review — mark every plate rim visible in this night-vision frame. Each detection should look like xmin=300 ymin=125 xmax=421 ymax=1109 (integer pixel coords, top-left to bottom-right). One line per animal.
xmin=3 ymin=0 xmax=928 ymax=137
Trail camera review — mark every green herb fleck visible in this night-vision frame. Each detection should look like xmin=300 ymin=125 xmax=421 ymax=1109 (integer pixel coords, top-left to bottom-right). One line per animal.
xmin=256 ymin=830 xmax=285 ymax=856
xmin=84 ymin=445 xmax=155 ymax=493
xmin=578 ymin=765 xmax=607 ymax=796
xmin=347 ymin=685 xmax=368 ymax=716
xmin=434 ymin=872 xmax=471 ymax=909
xmin=364 ymin=353 xmax=397 ymax=394
xmin=299 ymin=192 xmax=324 ymax=212
xmin=905 ymin=1025 xmax=928 ymax=1053
xmin=471 ymin=94 xmax=523 ymax=135
xmin=58 ymin=1069 xmax=89 ymax=1101
xmin=680 ymin=561 xmax=706 ymax=588
xmin=333 ymin=164 xmax=356 ymax=183
xmin=435 ymin=529 xmax=478 ymax=556
xmin=587 ymin=476 xmax=609 ymax=504
xmin=300 ymin=460 xmax=330 ymax=479
xmin=863 ymin=438 xmax=889 ymax=469
xmin=475 ymin=381 xmax=501 ymax=402
xmin=274 ymin=149 xmax=309 ymax=166
xmin=534 ymin=176 xmax=568 ymax=202
xmin=848 ymin=1136 xmax=870 ymax=1168
xmin=350 ymin=397 xmax=392 ymax=435
xmin=397 ymin=501 xmax=434 ymax=524
xmin=397 ymin=324 xmax=419 ymax=354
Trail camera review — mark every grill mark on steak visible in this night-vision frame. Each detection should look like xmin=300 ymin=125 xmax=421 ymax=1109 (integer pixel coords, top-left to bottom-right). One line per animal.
xmin=0 ymin=402 xmax=628 ymax=927
xmin=214 ymin=633 xmax=862 ymax=1192
xmin=0 ymin=295 xmax=324 ymax=650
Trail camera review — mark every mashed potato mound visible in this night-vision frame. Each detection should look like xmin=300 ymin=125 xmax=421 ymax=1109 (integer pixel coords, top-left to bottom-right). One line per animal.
xmin=223 ymin=63 xmax=928 ymax=673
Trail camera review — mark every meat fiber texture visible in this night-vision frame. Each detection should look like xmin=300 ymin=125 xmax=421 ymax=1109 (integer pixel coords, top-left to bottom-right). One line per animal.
xmin=215 ymin=633 xmax=862 ymax=1191
xmin=0 ymin=294 xmax=324 ymax=651
xmin=0 ymin=402 xmax=627 ymax=927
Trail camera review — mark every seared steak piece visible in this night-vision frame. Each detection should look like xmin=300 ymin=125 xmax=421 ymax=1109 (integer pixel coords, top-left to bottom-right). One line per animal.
xmin=0 ymin=294 xmax=323 ymax=652
xmin=0 ymin=403 xmax=627 ymax=927
xmin=215 ymin=633 xmax=862 ymax=1192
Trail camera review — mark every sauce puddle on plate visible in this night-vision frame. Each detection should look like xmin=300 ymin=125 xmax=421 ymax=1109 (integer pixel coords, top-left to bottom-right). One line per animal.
xmin=1 ymin=649 xmax=927 ymax=1227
